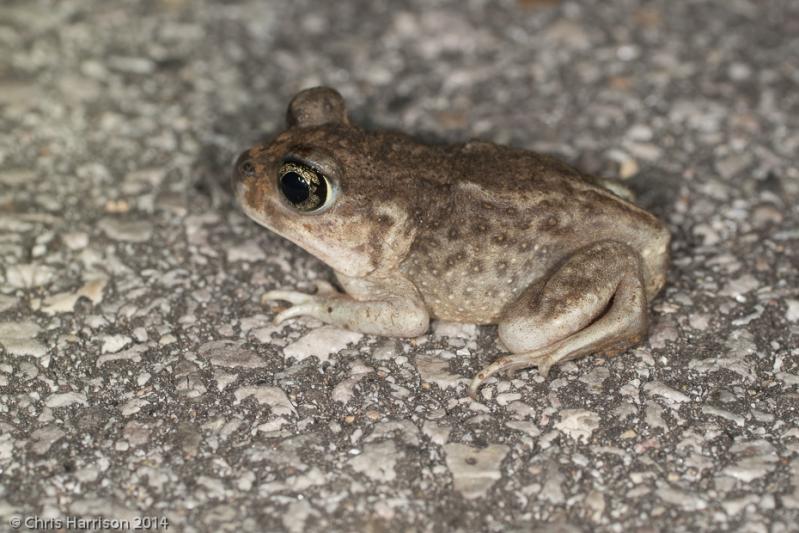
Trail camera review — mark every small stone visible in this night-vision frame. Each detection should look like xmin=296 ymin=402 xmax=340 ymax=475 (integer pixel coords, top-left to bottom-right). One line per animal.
xmin=786 ymin=300 xmax=799 ymax=323
xmin=702 ymin=405 xmax=745 ymax=427
xmin=584 ymin=490 xmax=606 ymax=523
xmin=258 ymin=417 xmax=289 ymax=433
xmin=120 ymin=399 xmax=149 ymax=416
xmin=422 ymin=420 xmax=451 ymax=445
xmin=100 ymin=335 xmax=132 ymax=354
xmin=444 ymin=443 xmax=510 ymax=499
xmin=432 ymin=321 xmax=477 ymax=339
xmin=234 ymin=385 xmax=296 ymax=416
xmin=45 ymin=392 xmax=88 ymax=408
xmin=0 ymin=168 xmax=36 ymax=186
xmin=0 ymin=320 xmax=47 ymax=358
xmin=199 ymin=340 xmax=266 ymax=368
xmin=505 ymin=421 xmax=541 ymax=438
xmin=649 ymin=316 xmax=679 ymax=349
xmin=62 ymin=232 xmax=89 ymax=250
xmin=349 ymin=441 xmax=399 ymax=482
xmin=282 ymin=500 xmax=315 ymax=533
xmin=31 ymin=425 xmax=66 ymax=455
xmin=226 ymin=241 xmax=267 ymax=263
xmin=42 ymin=276 xmax=108 ymax=315
xmin=688 ymin=313 xmax=710 ymax=331
xmin=657 ymin=484 xmax=707 ymax=511
xmin=5 ymin=263 xmax=56 ymax=288
xmin=715 ymin=153 xmax=752 ymax=179
xmin=643 ymin=381 xmax=690 ymax=405
xmin=416 ymin=352 xmax=468 ymax=389
xmin=579 ymin=367 xmax=610 ymax=392
xmin=108 ymin=56 xmax=155 ymax=74
xmin=722 ymin=439 xmax=778 ymax=482
xmin=332 ymin=360 xmax=372 ymax=404
xmin=720 ymin=274 xmax=759 ymax=299
xmin=555 ymin=409 xmax=601 ymax=443
xmin=98 ymin=218 xmax=153 ymax=242
xmin=0 ymin=295 xmax=16 ymax=313
xmin=496 ymin=392 xmax=522 ymax=406
xmin=96 ymin=344 xmax=148 ymax=366
xmin=645 ymin=402 xmax=668 ymax=431
xmin=282 ymin=326 xmax=363 ymax=364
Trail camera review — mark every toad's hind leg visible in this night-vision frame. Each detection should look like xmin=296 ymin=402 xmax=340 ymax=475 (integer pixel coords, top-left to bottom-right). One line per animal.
xmin=469 ymin=241 xmax=648 ymax=399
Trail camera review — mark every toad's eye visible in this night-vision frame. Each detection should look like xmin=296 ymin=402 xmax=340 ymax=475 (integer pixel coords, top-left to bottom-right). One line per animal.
xmin=277 ymin=161 xmax=332 ymax=213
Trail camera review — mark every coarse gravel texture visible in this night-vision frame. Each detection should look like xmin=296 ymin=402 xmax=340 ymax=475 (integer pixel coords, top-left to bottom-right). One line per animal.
xmin=1 ymin=0 xmax=799 ymax=531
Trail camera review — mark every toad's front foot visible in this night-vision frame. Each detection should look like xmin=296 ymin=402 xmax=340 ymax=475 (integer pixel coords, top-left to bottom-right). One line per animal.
xmin=262 ymin=280 xmax=341 ymax=324
xmin=261 ymin=275 xmax=430 ymax=337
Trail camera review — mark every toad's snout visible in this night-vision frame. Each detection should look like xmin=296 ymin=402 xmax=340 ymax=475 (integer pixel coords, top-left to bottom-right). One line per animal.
xmin=231 ymin=149 xmax=255 ymax=203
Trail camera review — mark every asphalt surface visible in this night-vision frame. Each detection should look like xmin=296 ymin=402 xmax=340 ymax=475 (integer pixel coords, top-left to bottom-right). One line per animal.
xmin=1 ymin=0 xmax=798 ymax=531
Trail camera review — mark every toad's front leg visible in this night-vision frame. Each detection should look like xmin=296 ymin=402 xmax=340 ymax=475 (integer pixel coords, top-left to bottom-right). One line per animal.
xmin=263 ymin=273 xmax=429 ymax=337
xmin=469 ymin=240 xmax=649 ymax=398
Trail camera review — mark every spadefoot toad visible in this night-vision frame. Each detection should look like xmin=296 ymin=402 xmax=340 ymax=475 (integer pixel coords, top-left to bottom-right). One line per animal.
xmin=232 ymin=87 xmax=670 ymax=398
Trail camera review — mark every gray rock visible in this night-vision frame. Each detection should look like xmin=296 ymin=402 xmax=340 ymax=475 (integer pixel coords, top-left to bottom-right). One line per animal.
xmin=444 ymin=443 xmax=510 ymax=499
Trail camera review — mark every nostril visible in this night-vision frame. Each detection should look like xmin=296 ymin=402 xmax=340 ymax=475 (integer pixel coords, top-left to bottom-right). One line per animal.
xmin=234 ymin=151 xmax=255 ymax=177
xmin=240 ymin=159 xmax=255 ymax=176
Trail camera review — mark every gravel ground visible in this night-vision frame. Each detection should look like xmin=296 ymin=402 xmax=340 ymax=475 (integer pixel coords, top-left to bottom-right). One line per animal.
xmin=1 ymin=0 xmax=799 ymax=531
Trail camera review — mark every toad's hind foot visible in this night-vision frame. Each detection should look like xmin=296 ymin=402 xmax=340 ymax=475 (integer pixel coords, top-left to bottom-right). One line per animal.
xmin=468 ymin=300 xmax=647 ymax=399
xmin=469 ymin=351 xmax=554 ymax=399
xmin=468 ymin=317 xmax=645 ymax=399
xmin=468 ymin=241 xmax=650 ymax=400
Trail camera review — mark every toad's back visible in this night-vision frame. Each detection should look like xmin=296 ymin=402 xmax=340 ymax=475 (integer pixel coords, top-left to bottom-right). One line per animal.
xmin=398 ymin=141 xmax=670 ymax=323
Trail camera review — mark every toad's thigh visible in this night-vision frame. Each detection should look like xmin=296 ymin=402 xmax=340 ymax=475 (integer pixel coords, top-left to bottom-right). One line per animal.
xmin=498 ymin=241 xmax=644 ymax=353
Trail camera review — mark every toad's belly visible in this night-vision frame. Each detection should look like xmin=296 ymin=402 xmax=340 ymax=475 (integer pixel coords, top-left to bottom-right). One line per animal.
xmin=400 ymin=249 xmax=550 ymax=324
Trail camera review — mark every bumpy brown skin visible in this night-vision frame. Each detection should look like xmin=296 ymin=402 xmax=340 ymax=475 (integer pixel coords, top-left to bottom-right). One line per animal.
xmin=232 ymin=87 xmax=670 ymax=398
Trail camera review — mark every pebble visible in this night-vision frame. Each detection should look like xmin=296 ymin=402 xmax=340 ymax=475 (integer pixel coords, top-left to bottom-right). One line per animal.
xmin=720 ymin=274 xmax=760 ymax=299
xmin=579 ymin=366 xmax=610 ymax=392
xmin=120 ymin=399 xmax=149 ymax=417
xmin=199 ymin=340 xmax=266 ymax=368
xmin=233 ymin=385 xmax=296 ymax=417
xmin=786 ymin=300 xmax=799 ymax=323
xmin=331 ymin=359 xmax=372 ymax=404
xmin=282 ymin=326 xmax=363 ymax=364
xmin=702 ymin=405 xmax=745 ymax=427
xmin=4 ymin=263 xmax=56 ymax=288
xmin=656 ymin=484 xmax=707 ymax=511
xmin=97 ymin=218 xmax=153 ymax=242
xmin=422 ymin=420 xmax=451 ymax=445
xmin=415 ymin=353 xmax=468 ymax=389
xmin=100 ymin=334 xmax=132 ymax=354
xmin=42 ymin=276 xmax=108 ymax=314
xmin=643 ymin=381 xmax=690 ymax=405
xmin=0 ymin=295 xmax=16 ymax=313
xmin=30 ymin=425 xmax=66 ymax=455
xmin=648 ymin=316 xmax=679 ymax=349
xmin=505 ymin=421 xmax=541 ymax=438
xmin=61 ymin=232 xmax=90 ymax=250
xmin=0 ymin=320 xmax=47 ymax=358
xmin=96 ymin=344 xmax=148 ymax=366
xmin=45 ymin=392 xmax=88 ymax=408
xmin=349 ymin=441 xmax=399 ymax=482
xmin=443 ymin=443 xmax=510 ymax=499
xmin=555 ymin=409 xmax=601 ymax=443
xmin=645 ymin=402 xmax=668 ymax=431
xmin=432 ymin=321 xmax=477 ymax=339
xmin=496 ymin=392 xmax=522 ymax=406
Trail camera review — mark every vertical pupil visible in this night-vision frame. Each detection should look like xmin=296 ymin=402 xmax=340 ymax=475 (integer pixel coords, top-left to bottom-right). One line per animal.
xmin=280 ymin=172 xmax=310 ymax=204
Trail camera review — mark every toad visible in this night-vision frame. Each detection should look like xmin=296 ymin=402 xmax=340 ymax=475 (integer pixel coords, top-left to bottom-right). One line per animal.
xmin=232 ymin=87 xmax=670 ymax=398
